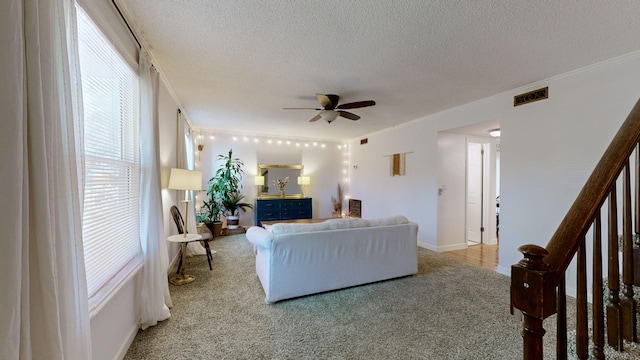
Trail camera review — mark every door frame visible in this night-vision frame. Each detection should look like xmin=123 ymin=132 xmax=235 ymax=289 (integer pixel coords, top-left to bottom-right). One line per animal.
xmin=466 ymin=140 xmax=492 ymax=245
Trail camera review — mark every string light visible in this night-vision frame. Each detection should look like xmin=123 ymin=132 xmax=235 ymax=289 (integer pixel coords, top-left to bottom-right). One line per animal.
xmin=193 ymin=132 xmax=340 ymax=152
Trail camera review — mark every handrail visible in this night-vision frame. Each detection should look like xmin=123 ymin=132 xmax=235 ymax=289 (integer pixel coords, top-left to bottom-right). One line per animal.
xmin=511 ymin=98 xmax=640 ymax=359
xmin=544 ymin=99 xmax=640 ymax=273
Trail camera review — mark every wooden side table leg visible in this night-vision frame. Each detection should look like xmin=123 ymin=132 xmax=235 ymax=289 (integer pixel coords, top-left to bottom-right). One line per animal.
xmin=169 ymin=242 xmax=195 ymax=285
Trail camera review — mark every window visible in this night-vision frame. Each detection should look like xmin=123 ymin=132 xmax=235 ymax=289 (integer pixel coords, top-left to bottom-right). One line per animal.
xmin=76 ymin=6 xmax=141 ymax=299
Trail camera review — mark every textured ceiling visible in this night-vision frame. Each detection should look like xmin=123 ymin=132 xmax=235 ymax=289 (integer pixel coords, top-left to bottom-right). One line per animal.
xmin=119 ymin=0 xmax=640 ymax=140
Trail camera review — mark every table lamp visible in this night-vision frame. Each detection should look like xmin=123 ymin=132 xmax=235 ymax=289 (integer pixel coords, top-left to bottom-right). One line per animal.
xmin=297 ymin=176 xmax=310 ymax=197
xmin=255 ymin=175 xmax=265 ymax=196
xmin=168 ymin=168 xmax=203 ymax=237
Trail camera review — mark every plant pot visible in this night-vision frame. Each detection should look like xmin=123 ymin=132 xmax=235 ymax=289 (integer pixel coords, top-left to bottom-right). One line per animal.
xmin=227 ymin=215 xmax=239 ymax=229
xmin=205 ymin=221 xmax=223 ymax=237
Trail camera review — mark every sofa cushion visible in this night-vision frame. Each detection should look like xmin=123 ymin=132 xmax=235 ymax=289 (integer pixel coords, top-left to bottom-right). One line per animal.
xmin=267 ymin=221 xmax=332 ymax=234
xmin=266 ymin=215 xmax=410 ymax=234
xmin=368 ymin=215 xmax=409 ymax=226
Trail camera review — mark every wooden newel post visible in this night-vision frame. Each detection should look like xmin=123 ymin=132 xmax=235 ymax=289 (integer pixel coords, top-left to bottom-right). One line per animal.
xmin=511 ymin=244 xmax=558 ymax=360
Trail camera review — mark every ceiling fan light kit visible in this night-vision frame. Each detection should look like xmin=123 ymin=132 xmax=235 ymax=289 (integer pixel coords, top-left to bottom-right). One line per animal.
xmin=284 ymin=94 xmax=376 ymax=124
xmin=320 ymin=110 xmax=339 ymax=123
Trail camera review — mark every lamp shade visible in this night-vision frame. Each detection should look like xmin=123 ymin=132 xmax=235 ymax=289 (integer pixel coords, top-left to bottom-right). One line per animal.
xmin=297 ymin=176 xmax=310 ymax=185
xmin=168 ymin=168 xmax=202 ymax=190
xmin=254 ymin=176 xmax=265 ymax=186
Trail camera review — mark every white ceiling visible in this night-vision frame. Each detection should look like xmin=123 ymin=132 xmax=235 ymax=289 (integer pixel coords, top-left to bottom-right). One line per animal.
xmin=119 ymin=0 xmax=640 ymax=141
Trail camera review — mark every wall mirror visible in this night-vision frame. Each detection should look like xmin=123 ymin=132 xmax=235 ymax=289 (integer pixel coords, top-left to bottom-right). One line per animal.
xmin=257 ymin=164 xmax=303 ymax=198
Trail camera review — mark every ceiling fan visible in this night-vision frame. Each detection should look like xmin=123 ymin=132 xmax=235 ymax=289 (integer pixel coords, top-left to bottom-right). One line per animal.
xmin=283 ymin=94 xmax=376 ymax=123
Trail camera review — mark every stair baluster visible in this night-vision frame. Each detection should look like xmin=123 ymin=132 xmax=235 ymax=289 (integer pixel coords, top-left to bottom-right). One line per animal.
xmin=634 ymin=144 xmax=640 ymax=286
xmin=607 ymin=184 xmax=624 ymax=351
xmin=621 ymin=160 xmax=638 ymax=342
xmin=592 ymin=215 xmax=605 ymax=359
xmin=557 ymin=274 xmax=567 ymax=360
xmin=576 ymin=239 xmax=588 ymax=359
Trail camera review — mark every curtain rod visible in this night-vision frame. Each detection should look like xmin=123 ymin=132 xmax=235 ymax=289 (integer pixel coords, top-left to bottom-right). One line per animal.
xmin=111 ymin=0 xmax=141 ymax=49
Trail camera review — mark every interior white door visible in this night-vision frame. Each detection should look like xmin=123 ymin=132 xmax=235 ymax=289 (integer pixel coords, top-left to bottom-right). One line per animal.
xmin=466 ymin=142 xmax=483 ymax=244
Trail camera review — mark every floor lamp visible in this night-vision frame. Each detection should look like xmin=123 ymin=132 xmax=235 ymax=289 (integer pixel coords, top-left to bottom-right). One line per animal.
xmin=168 ymin=168 xmax=203 ymax=237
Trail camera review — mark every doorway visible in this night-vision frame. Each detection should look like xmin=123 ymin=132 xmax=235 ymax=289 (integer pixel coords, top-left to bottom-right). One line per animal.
xmin=436 ymin=121 xmax=500 ymax=257
xmin=466 ymin=142 xmax=490 ymax=245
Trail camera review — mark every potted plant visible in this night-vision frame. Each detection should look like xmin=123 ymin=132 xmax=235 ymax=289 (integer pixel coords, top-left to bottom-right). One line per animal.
xmin=207 ymin=149 xmax=248 ymax=229
xmin=200 ymin=198 xmax=223 ymax=236
xmin=220 ymin=192 xmax=253 ymax=229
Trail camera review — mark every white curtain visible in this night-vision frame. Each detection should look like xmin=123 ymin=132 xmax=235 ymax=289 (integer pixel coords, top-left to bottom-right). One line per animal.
xmin=138 ymin=49 xmax=172 ymax=329
xmin=1 ymin=0 xmax=91 ymax=358
xmin=176 ymin=113 xmax=207 ymax=256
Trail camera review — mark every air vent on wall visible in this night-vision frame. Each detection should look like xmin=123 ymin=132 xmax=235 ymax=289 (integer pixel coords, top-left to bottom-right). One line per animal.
xmin=514 ymin=87 xmax=548 ymax=107
xmin=360 ymin=138 xmax=368 ymax=145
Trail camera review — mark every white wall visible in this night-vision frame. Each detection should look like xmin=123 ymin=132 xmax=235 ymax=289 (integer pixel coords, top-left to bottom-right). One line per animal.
xmin=194 ymin=132 xmax=348 ymax=225
xmin=350 ymin=127 xmax=439 ymax=248
xmin=350 ymin=52 xmax=640 ymax=285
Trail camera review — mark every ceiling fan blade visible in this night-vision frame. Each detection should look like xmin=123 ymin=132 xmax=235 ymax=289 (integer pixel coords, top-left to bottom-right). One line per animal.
xmin=316 ymin=94 xmax=339 ymax=110
xmin=283 ymin=107 xmax=322 ymax=110
xmin=309 ymin=114 xmax=322 ymax=122
xmin=338 ymin=111 xmax=360 ymax=120
xmin=336 ymin=100 xmax=376 ymax=110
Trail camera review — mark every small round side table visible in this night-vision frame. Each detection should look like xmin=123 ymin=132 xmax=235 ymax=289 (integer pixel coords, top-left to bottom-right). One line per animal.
xmin=167 ymin=233 xmax=202 ymax=285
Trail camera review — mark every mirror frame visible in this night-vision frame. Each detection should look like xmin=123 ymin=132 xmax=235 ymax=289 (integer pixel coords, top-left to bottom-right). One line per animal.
xmin=257 ymin=164 xmax=304 ymax=198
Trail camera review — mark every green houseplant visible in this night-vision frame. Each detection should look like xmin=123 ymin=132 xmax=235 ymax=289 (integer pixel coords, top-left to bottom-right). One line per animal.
xmin=220 ymin=192 xmax=253 ymax=229
xmin=200 ymin=198 xmax=223 ymax=236
xmin=207 ymin=149 xmax=250 ymax=230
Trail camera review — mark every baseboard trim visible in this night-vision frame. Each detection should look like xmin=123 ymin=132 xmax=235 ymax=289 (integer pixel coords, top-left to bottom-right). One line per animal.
xmin=417 ymin=241 xmax=437 ymax=251
xmin=114 ymin=320 xmax=139 ymax=360
xmin=436 ymin=243 xmax=468 ymax=252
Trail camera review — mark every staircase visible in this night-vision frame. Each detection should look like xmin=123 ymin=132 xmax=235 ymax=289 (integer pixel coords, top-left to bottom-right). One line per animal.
xmin=510 ymin=99 xmax=640 ymax=359
xmin=565 ymin=282 xmax=640 ymax=359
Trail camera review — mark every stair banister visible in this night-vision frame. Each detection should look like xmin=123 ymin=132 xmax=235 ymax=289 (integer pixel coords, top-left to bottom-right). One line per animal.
xmin=511 ymin=98 xmax=640 ymax=359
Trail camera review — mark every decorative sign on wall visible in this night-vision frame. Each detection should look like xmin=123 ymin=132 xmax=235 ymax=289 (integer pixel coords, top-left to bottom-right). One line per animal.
xmin=384 ymin=152 xmax=412 ymax=176
xmin=392 ymin=153 xmax=405 ymax=176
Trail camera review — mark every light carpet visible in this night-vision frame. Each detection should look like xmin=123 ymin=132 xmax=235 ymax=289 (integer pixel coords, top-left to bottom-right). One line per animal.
xmin=124 ymin=234 xmax=560 ymax=359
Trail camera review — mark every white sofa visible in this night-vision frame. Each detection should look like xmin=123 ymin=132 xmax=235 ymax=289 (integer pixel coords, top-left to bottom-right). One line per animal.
xmin=246 ymin=215 xmax=418 ymax=303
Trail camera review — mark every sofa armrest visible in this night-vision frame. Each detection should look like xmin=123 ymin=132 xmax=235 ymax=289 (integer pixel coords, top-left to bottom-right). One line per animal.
xmin=246 ymin=226 xmax=273 ymax=250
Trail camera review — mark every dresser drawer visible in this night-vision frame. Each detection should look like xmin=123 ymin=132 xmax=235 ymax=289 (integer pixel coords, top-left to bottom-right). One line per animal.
xmin=290 ymin=208 xmax=312 ymax=219
xmin=256 ymin=200 xmax=280 ymax=211
xmin=283 ymin=198 xmax=311 ymax=210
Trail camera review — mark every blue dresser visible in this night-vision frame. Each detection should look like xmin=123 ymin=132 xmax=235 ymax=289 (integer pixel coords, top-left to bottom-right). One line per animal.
xmin=255 ymin=198 xmax=312 ymax=226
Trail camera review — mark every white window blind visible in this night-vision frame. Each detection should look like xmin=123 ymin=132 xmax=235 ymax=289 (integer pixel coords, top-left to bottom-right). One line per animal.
xmin=77 ymin=6 xmax=141 ymax=298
